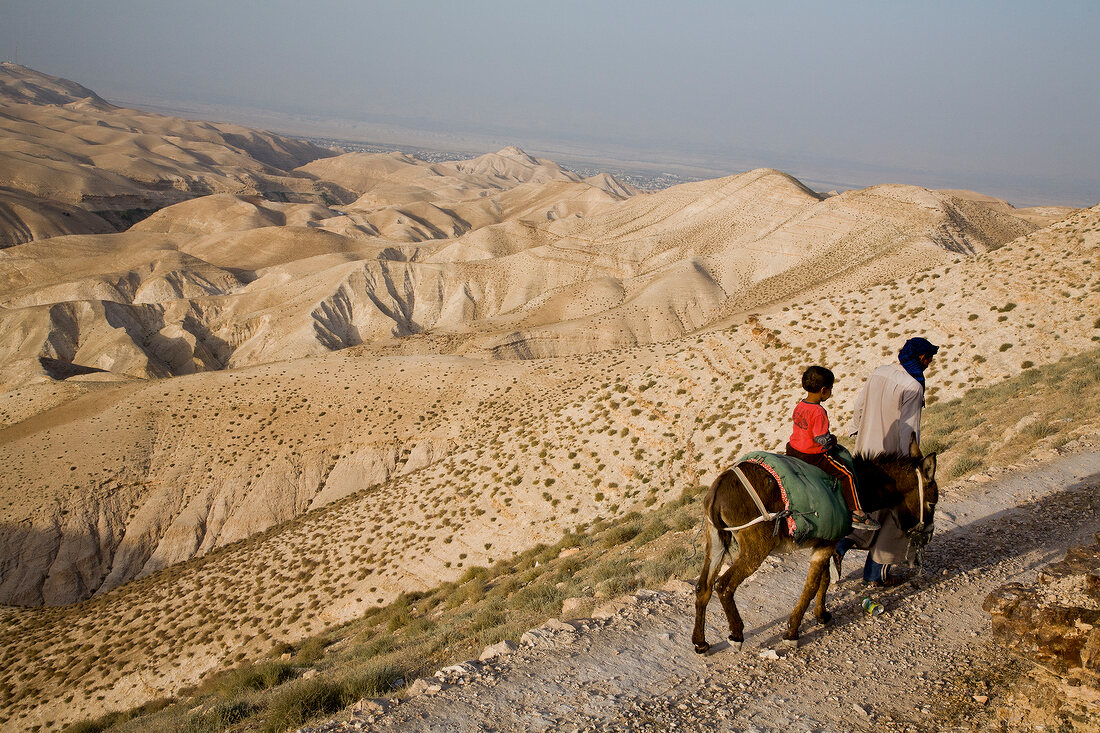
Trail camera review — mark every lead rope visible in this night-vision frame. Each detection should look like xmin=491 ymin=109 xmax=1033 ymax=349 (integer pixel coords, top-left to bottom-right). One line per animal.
xmin=917 ymin=468 xmax=925 ymax=526
xmin=906 ymin=467 xmax=928 ymax=572
xmin=690 ymin=517 xmax=705 ymax=561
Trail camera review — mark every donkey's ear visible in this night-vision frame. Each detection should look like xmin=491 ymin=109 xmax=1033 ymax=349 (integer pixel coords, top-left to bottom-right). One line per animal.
xmin=921 ymin=453 xmax=937 ymax=481
xmin=908 ymin=432 xmax=922 ymax=459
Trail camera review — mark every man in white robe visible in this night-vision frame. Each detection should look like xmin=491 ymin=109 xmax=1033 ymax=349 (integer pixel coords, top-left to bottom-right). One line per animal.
xmin=849 ymin=363 xmax=925 ymax=456
xmin=838 ymin=337 xmax=938 ymax=585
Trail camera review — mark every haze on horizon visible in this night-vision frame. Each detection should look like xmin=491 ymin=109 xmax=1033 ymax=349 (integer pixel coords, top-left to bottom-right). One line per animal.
xmin=2 ymin=0 xmax=1098 ymax=207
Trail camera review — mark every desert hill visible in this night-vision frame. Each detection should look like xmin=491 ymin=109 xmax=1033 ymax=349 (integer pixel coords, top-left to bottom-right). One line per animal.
xmin=0 ymin=201 xmax=1096 ymax=728
xmin=0 ymin=63 xmax=338 ymax=243
xmin=291 ymin=147 xmax=635 ymax=241
xmin=0 ymin=185 xmax=116 ymax=246
xmin=936 ymin=188 xmax=1076 ymax=227
xmin=0 ymin=62 xmax=110 ymax=108
xmin=584 ymin=171 xmax=642 ymax=198
xmin=0 ymin=167 xmax=1043 ymax=390
xmin=0 ymin=66 xmax=1097 ymax=731
xmin=297 ymin=145 xmax=597 ymax=205
xmin=0 ymin=66 xmax=1060 ymax=391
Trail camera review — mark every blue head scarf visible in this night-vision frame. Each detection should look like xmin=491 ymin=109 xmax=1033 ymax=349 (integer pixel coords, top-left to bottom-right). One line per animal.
xmin=898 ymin=337 xmax=939 ymax=388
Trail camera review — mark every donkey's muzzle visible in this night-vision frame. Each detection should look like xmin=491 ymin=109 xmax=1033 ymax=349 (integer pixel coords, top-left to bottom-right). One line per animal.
xmin=906 ymin=521 xmax=934 ymax=569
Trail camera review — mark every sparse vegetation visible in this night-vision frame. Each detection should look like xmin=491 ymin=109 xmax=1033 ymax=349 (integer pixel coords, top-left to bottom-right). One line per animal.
xmin=921 ymin=348 xmax=1099 ymax=481
xmin=55 ymin=346 xmax=1100 ymax=732
xmin=2 ymin=137 xmax=1095 ymax=732
xmin=60 ymin=484 xmax=707 ymax=732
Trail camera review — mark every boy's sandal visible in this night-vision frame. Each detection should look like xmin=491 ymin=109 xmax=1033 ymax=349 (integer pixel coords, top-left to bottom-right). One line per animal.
xmin=851 ymin=514 xmax=881 ymax=531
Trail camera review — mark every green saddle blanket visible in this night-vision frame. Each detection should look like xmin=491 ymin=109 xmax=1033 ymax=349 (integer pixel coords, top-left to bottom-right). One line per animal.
xmin=737 ymin=447 xmax=854 ymax=542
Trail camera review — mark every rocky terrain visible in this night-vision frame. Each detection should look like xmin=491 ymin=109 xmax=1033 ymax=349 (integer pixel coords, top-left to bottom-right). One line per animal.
xmin=294 ymin=449 xmax=1100 ymax=733
xmin=2 ymin=203 xmax=1095 ymax=613
xmin=0 ymin=65 xmax=1096 ymax=731
xmin=985 ymin=537 xmax=1100 ymax=730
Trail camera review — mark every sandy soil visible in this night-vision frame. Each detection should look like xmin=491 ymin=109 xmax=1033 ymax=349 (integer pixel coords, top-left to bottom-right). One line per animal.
xmin=303 ymin=447 xmax=1100 ymax=732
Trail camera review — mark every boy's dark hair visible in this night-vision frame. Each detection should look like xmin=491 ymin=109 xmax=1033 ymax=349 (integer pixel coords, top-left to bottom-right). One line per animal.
xmin=802 ymin=365 xmax=834 ymax=392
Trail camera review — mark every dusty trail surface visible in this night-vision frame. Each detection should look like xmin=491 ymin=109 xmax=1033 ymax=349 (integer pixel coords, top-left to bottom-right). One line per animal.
xmin=305 ymin=449 xmax=1100 ymax=732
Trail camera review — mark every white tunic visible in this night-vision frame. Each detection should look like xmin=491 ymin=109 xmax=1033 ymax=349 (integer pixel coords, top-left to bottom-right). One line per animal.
xmin=846 ymin=362 xmax=924 ymax=456
xmin=845 ymin=362 xmax=926 ymax=565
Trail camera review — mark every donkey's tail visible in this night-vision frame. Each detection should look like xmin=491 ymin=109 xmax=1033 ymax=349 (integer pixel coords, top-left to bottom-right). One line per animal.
xmin=705 ymin=489 xmax=738 ymax=561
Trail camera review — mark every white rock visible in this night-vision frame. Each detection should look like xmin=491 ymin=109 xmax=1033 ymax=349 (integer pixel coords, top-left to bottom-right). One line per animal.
xmin=521 ymin=628 xmax=558 ymax=647
xmin=406 ymin=678 xmax=448 ymax=696
xmin=353 ymin=698 xmax=390 ymax=713
xmin=662 ymin=579 xmax=696 ymax=594
xmin=435 ymin=661 xmax=478 ymax=680
xmin=478 ymin=640 xmax=518 ymax=660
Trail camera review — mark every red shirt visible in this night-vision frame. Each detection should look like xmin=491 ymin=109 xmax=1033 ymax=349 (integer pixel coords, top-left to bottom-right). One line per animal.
xmin=790 ymin=400 xmax=830 ymax=454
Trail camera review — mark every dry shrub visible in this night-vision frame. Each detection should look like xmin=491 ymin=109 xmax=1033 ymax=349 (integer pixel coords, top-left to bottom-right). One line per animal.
xmin=186 ymin=700 xmax=259 ymax=732
xmin=214 ymin=660 xmax=298 ymax=699
xmin=600 ymin=522 xmax=642 ymax=548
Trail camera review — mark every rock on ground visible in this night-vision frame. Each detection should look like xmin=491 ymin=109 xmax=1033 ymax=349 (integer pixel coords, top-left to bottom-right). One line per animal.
xmin=985 ymin=537 xmax=1100 ymax=730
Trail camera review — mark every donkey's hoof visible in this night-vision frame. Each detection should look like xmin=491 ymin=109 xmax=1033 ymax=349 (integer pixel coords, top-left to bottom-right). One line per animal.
xmin=818 ymin=610 xmax=833 ymax=625
xmin=779 ymin=637 xmax=800 ymax=649
xmin=727 ymin=638 xmax=743 ymax=652
xmin=693 ymin=642 xmax=710 ymax=655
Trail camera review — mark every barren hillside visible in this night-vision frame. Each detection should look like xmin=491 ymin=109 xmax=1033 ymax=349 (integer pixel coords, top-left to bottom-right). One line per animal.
xmin=0 ymin=66 xmax=1097 ymax=732
xmin=0 ymin=167 xmax=1043 ymax=390
xmin=307 ymin=449 xmax=1100 ymax=733
xmin=0 ymin=63 xmax=337 ymax=242
xmin=0 ymin=203 xmax=1096 ymax=729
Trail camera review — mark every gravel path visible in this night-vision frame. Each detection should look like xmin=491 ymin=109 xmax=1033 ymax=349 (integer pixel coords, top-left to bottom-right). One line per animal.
xmin=304 ymin=449 xmax=1100 ymax=733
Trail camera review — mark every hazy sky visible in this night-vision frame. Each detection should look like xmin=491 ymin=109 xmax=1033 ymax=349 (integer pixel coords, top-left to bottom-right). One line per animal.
xmin=3 ymin=0 xmax=1098 ymax=205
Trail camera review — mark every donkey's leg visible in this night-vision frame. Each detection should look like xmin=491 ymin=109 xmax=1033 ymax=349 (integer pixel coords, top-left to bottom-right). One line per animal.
xmin=813 ymin=542 xmax=838 ymax=625
xmin=691 ymin=522 xmax=727 ymax=654
xmin=714 ymin=525 xmax=771 ymax=651
xmin=784 ymin=544 xmax=834 ymax=644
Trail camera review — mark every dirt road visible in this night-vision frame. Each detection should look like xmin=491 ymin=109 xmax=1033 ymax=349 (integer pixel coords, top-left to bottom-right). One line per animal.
xmin=305 ymin=447 xmax=1100 ymax=732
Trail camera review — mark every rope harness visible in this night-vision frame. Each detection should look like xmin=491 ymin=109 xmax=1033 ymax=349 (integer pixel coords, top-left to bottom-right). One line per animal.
xmin=720 ymin=464 xmax=794 ymax=537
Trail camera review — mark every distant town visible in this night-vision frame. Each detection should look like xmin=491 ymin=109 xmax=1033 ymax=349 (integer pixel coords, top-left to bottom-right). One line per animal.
xmin=299 ymin=135 xmax=701 ymax=192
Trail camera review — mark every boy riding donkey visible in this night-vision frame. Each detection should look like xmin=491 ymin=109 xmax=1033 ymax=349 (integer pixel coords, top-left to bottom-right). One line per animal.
xmin=785 ymin=365 xmax=880 ymax=531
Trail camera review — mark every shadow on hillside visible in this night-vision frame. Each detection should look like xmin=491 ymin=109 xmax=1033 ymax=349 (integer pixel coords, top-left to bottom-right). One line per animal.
xmin=38 ymin=356 xmax=108 ymax=380
xmin=0 ymin=517 xmax=135 ymax=607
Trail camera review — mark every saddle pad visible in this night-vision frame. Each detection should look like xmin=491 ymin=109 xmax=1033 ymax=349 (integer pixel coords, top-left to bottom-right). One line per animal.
xmin=737 ymin=447 xmax=854 ymax=542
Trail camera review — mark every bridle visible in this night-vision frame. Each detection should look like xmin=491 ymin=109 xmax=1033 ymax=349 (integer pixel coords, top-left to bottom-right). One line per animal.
xmin=904 ymin=467 xmax=936 ymax=571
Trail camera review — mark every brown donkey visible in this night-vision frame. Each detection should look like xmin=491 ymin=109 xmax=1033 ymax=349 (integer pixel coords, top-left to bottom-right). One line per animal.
xmin=692 ymin=435 xmax=937 ymax=653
